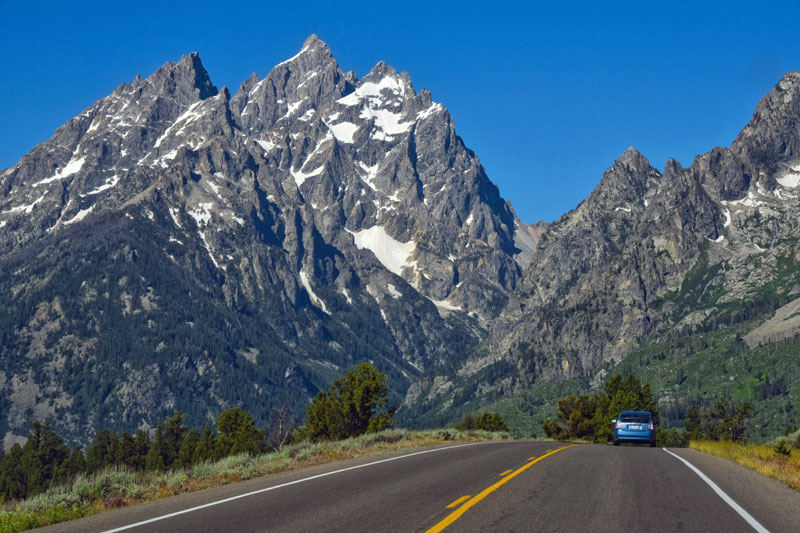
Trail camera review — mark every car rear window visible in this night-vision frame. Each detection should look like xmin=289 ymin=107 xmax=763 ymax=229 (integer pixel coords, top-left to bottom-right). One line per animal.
xmin=620 ymin=414 xmax=650 ymax=423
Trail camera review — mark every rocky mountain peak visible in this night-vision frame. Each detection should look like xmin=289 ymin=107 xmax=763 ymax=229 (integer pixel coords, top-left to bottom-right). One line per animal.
xmin=279 ymin=34 xmax=335 ymax=72
xmin=614 ymin=146 xmax=650 ymax=173
xmin=150 ymin=52 xmax=218 ymax=102
xmin=584 ymin=146 xmax=660 ymax=212
xmin=663 ymin=157 xmax=684 ymax=177
xmin=732 ymin=70 xmax=800 ymax=175
xmin=230 ymin=35 xmax=348 ymax=134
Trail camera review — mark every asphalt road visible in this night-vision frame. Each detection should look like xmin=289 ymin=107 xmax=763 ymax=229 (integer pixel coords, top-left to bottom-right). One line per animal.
xmin=38 ymin=441 xmax=800 ymax=532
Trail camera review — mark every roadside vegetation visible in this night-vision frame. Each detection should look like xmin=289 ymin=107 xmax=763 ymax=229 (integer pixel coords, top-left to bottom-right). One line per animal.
xmin=539 ymin=373 xmax=756 ymax=448
xmin=0 ymin=363 xmax=511 ymax=532
xmin=540 ymin=371 xmax=800 ymax=492
xmin=690 ymin=435 xmax=800 ymax=491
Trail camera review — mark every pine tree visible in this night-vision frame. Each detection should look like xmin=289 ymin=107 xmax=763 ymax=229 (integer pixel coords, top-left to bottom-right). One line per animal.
xmin=133 ymin=429 xmax=151 ymax=471
xmin=176 ymin=430 xmax=201 ymax=468
xmin=305 ymin=363 xmax=395 ymax=441
xmin=59 ymin=448 xmax=86 ymax=480
xmin=192 ymin=425 xmax=218 ymax=463
xmin=0 ymin=444 xmax=26 ymax=500
xmin=216 ymin=408 xmax=265 ymax=456
xmin=86 ymin=429 xmax=119 ymax=472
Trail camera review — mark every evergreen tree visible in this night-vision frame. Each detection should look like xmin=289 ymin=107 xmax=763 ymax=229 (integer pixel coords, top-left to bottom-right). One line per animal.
xmin=133 ymin=429 xmax=151 ymax=471
xmin=144 ymin=426 xmax=166 ymax=472
xmin=542 ymin=373 xmax=660 ymax=443
xmin=217 ymin=408 xmax=265 ymax=456
xmin=477 ymin=412 xmax=509 ymax=432
xmin=145 ymin=413 xmax=189 ymax=471
xmin=192 ymin=425 xmax=218 ymax=463
xmin=305 ymin=363 xmax=395 ymax=441
xmin=176 ymin=430 xmax=201 ymax=468
xmin=455 ymin=413 xmax=477 ymax=431
xmin=684 ymin=405 xmax=702 ymax=441
xmin=86 ymin=429 xmax=119 ymax=472
xmin=25 ymin=422 xmax=70 ymax=487
xmin=0 ymin=444 xmax=26 ymax=500
xmin=160 ymin=412 xmax=189 ymax=468
xmin=59 ymin=448 xmax=86 ymax=480
xmin=116 ymin=432 xmax=138 ymax=469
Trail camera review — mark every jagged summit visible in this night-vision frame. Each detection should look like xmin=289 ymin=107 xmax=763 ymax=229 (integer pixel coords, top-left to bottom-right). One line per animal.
xmin=615 ymin=146 xmax=650 ymax=171
xmin=733 ymin=70 xmax=800 ymax=172
xmin=274 ymin=34 xmax=335 ymax=70
xmin=0 ymin=36 xmax=534 ymax=445
xmin=149 ymin=51 xmax=218 ymax=101
xmin=6 ymin=38 xmax=799 ymax=447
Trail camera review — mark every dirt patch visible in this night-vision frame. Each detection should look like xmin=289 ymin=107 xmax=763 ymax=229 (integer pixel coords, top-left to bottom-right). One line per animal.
xmin=744 ymin=296 xmax=800 ymax=348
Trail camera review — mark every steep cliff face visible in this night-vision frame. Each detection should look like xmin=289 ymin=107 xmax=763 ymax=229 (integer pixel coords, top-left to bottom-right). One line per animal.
xmin=406 ymin=72 xmax=800 ymax=420
xmin=3 ymin=36 xmax=800 ymax=444
xmin=0 ymin=36 xmax=535 ymax=447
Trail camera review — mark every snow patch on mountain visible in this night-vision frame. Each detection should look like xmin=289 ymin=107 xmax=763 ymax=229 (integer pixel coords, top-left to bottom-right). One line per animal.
xmin=255 ymin=138 xmax=276 ymax=152
xmin=188 ymin=203 xmax=214 ymax=227
xmin=357 ymin=162 xmax=379 ymax=191
xmin=337 ymin=76 xmax=407 ymax=107
xmin=359 ymin=106 xmax=412 ymax=141
xmin=300 ymin=270 xmax=330 ymax=314
xmin=63 ymin=205 xmax=95 ymax=225
xmin=387 ymin=283 xmax=402 ymax=299
xmin=154 ymin=101 xmax=204 ymax=148
xmin=777 ymin=170 xmax=800 ymax=188
xmin=32 ymin=156 xmax=86 ymax=187
xmin=83 ymin=175 xmax=120 ymax=196
xmin=291 ymin=165 xmax=325 ymax=187
xmin=347 ymin=226 xmax=416 ymax=276
xmin=327 ymin=121 xmax=359 ymax=143
xmin=3 ymin=192 xmax=47 ymax=215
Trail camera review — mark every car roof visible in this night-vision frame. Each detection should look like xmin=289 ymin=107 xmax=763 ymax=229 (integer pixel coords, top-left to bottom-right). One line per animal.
xmin=619 ymin=410 xmax=651 ymax=415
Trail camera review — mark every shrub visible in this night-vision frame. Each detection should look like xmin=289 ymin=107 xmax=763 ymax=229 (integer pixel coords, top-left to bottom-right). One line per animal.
xmin=656 ymin=427 xmax=687 ymax=447
xmin=455 ymin=412 xmax=509 ymax=432
xmin=774 ymin=439 xmax=792 ymax=457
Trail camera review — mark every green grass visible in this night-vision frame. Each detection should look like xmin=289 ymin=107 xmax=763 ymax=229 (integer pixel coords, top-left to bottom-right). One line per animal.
xmin=0 ymin=428 xmax=511 ymax=533
xmin=691 ymin=438 xmax=800 ymax=491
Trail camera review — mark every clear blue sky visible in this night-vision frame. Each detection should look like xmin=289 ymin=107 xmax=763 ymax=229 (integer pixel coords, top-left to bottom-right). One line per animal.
xmin=2 ymin=1 xmax=799 ymax=223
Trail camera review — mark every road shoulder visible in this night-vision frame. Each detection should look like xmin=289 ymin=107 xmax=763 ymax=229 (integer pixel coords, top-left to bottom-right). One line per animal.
xmin=668 ymin=447 xmax=800 ymax=533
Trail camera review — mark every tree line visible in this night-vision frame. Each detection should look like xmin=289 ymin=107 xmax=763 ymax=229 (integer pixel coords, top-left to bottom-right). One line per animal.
xmin=0 ymin=363 xmax=395 ymax=504
xmin=541 ymin=373 xmax=753 ymax=446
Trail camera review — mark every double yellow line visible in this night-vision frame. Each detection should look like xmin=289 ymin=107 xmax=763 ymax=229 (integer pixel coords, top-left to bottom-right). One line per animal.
xmin=426 ymin=444 xmax=577 ymax=532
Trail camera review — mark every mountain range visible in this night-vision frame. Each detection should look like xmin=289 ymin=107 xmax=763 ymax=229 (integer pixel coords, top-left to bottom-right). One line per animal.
xmin=2 ymin=35 xmax=799 ymax=447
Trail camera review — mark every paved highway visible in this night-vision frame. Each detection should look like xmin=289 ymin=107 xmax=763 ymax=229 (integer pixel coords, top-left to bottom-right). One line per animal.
xmin=39 ymin=441 xmax=800 ymax=532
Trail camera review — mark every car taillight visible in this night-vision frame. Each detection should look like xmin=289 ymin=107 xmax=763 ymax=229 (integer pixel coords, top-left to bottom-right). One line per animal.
xmin=648 ymin=421 xmax=654 ymax=431
xmin=616 ymin=421 xmax=621 ymax=430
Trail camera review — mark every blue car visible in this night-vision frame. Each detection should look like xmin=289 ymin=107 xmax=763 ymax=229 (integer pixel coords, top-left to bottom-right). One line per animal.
xmin=612 ymin=410 xmax=656 ymax=447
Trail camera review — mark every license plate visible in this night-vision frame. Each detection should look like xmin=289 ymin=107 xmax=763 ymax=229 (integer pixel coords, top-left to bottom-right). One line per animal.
xmin=631 ymin=425 xmax=642 ymax=430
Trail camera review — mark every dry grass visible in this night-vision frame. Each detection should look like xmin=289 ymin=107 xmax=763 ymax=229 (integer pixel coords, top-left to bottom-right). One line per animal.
xmin=0 ymin=428 xmax=510 ymax=532
xmin=690 ymin=439 xmax=800 ymax=491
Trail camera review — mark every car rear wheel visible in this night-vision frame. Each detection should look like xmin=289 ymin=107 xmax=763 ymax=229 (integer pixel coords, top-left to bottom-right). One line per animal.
xmin=650 ymin=441 xmax=656 ymax=447
xmin=613 ymin=440 xmax=620 ymax=446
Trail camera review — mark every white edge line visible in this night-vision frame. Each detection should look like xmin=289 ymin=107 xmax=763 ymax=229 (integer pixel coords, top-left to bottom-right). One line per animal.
xmin=103 ymin=441 xmax=497 ymax=532
xmin=662 ymin=448 xmax=770 ymax=533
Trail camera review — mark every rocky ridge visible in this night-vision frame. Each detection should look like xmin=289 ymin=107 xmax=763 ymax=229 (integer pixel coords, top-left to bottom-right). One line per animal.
xmin=405 ymin=71 xmax=800 ymax=420
xmin=0 ymin=36 xmax=535 ymax=446
xmin=3 ymin=36 xmax=800 ymax=444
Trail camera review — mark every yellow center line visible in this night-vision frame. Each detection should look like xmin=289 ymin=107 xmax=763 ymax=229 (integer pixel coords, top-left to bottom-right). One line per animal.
xmin=499 ymin=469 xmax=513 ymax=476
xmin=527 ymin=456 xmax=537 ymax=461
xmin=426 ymin=444 xmax=578 ymax=533
xmin=445 ymin=495 xmax=471 ymax=508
